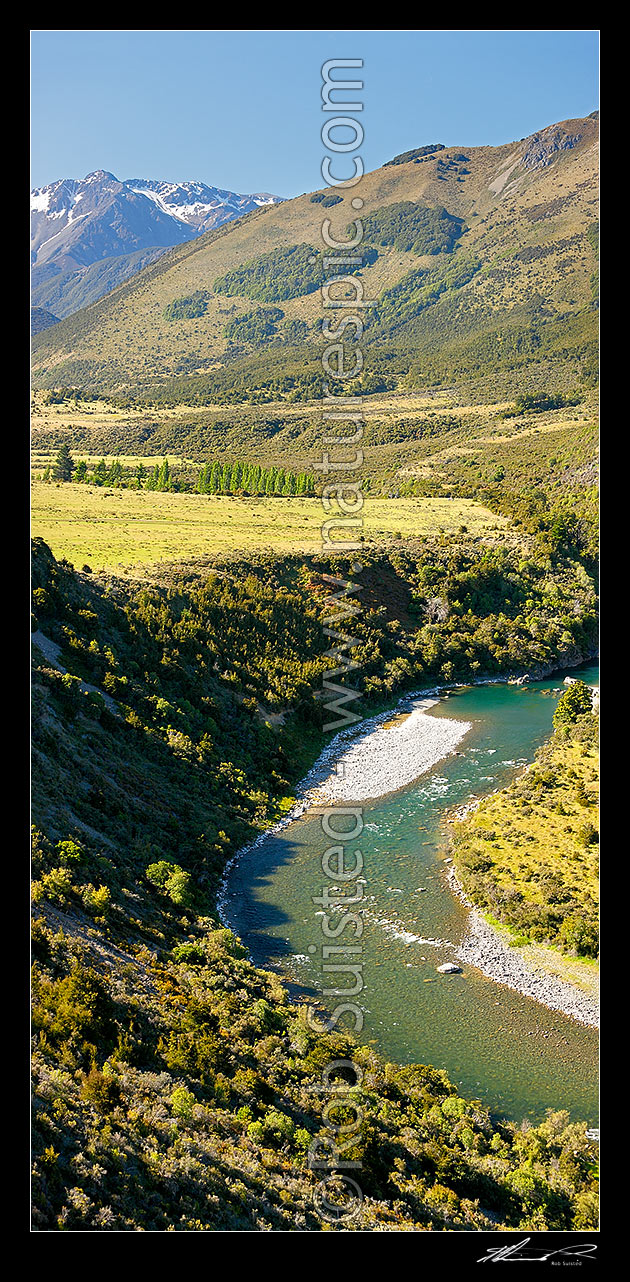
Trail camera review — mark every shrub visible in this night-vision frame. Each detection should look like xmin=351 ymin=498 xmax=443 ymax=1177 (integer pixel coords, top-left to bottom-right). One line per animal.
xmin=56 ymin=839 xmax=85 ymax=867
xmin=553 ymin=682 xmax=594 ymax=727
xmin=172 ymin=942 xmax=206 ymax=965
xmin=165 ymin=869 xmax=194 ymax=907
xmin=146 ymin=860 xmax=194 ymax=907
xmin=32 ymin=866 xmax=74 ymax=905
xmin=310 ymin=192 xmax=342 ymax=207
xmin=60 ymin=673 xmax=83 ymax=706
xmin=32 ymin=587 xmax=52 ymax=616
xmin=247 ymin=1109 xmax=295 ymax=1148
xmin=577 ymin=822 xmax=598 ymax=848
xmin=170 ymin=1086 xmax=196 ymax=1119
xmin=81 ymin=1066 xmax=121 ymax=1113
xmin=32 ymin=966 xmax=117 ymax=1055
xmin=558 ymin=913 xmax=599 ymax=959
xmin=163 ymin=291 xmax=209 ymax=322
xmin=205 ymin=928 xmax=248 ymax=960
xmin=81 ymin=884 xmax=112 ymax=917
xmin=385 ymin=144 xmax=445 ymax=166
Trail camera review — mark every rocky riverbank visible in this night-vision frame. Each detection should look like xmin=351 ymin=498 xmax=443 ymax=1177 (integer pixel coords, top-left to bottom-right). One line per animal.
xmin=220 ymin=671 xmax=599 ymax=1035
xmin=446 ymin=864 xmax=599 ymax=1028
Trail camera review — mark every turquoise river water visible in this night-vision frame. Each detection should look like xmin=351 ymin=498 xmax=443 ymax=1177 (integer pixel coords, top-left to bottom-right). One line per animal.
xmin=224 ymin=664 xmax=599 ymax=1125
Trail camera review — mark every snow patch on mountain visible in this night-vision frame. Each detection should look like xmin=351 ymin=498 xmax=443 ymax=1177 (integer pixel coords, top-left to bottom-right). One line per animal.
xmin=31 ymin=171 xmax=285 ymax=271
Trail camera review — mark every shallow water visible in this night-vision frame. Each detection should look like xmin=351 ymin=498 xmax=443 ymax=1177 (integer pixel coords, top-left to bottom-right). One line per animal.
xmin=224 ymin=665 xmax=599 ymax=1124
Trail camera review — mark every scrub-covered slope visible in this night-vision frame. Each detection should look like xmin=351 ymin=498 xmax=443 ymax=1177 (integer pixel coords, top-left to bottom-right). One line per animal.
xmin=31 ymin=535 xmax=599 ymax=1231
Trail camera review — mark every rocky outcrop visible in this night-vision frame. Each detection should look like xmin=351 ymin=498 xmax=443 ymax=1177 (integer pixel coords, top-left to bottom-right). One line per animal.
xmin=521 ymin=125 xmax=583 ymax=170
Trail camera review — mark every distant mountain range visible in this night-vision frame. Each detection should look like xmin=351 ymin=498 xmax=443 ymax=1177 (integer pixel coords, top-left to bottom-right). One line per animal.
xmin=31 ymin=170 xmax=284 ymax=319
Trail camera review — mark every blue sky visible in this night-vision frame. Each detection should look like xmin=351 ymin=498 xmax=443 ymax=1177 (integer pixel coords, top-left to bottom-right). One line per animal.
xmin=31 ymin=30 xmax=598 ymax=195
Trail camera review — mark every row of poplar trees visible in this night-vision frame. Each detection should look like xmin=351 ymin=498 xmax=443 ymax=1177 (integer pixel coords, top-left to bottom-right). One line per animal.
xmin=197 ymin=460 xmax=314 ymax=496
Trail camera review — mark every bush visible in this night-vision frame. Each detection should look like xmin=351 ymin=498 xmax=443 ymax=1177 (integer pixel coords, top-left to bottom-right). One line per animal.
xmin=81 ymin=1066 xmax=121 ymax=1113
xmin=60 ymin=673 xmax=83 ymax=706
xmin=577 ymin=822 xmax=598 ymax=848
xmin=32 ymin=967 xmax=117 ymax=1056
xmin=163 ymin=291 xmax=209 ymax=322
xmin=146 ymin=860 xmax=194 ymax=907
xmin=248 ymin=1108 xmax=295 ymax=1148
xmin=559 ymin=913 xmax=599 ymax=959
xmin=170 ymin=1086 xmax=196 ymax=1119
xmin=172 ymin=942 xmax=206 ymax=965
xmin=56 ymin=839 xmax=85 ymax=867
xmin=81 ymin=884 xmax=112 ymax=917
xmin=310 ymin=192 xmax=342 ymax=207
xmin=385 ymin=144 xmax=445 ymax=166
xmin=165 ymin=870 xmax=194 ymax=907
xmin=32 ymin=866 xmax=74 ymax=905
xmin=205 ymin=928 xmax=248 ymax=960
xmin=553 ymin=682 xmax=594 ymax=727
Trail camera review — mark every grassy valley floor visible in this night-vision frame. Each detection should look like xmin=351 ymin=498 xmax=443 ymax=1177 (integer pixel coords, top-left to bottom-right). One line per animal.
xmin=30 ymin=386 xmax=597 ymax=506
xmin=30 ymin=483 xmax=505 ymax=570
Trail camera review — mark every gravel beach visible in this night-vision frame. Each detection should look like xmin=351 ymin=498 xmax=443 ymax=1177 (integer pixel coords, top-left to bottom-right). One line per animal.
xmin=306 ymin=699 xmax=471 ymax=803
xmin=447 ymin=865 xmax=599 ymax=1028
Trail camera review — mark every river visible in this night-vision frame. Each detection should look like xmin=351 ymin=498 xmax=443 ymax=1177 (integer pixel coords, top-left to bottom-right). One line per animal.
xmin=223 ymin=664 xmax=599 ymax=1125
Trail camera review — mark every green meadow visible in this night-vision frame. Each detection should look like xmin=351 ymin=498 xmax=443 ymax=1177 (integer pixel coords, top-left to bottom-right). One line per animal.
xmin=30 ymin=482 xmax=505 ymax=570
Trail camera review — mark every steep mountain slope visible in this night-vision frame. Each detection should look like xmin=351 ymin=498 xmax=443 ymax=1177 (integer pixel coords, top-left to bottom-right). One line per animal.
xmin=31 ymin=307 xmax=59 ymax=335
xmin=31 ymin=171 xmax=284 ymax=317
xmin=31 ymin=246 xmax=169 ymax=319
xmin=31 ymin=115 xmax=598 ymax=403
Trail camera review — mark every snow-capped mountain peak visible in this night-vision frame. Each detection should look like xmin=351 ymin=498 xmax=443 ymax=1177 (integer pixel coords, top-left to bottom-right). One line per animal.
xmin=31 ymin=171 xmax=285 ymax=315
xmin=123 ymin=177 xmax=283 ymax=230
xmin=30 ymin=170 xmax=286 ymax=317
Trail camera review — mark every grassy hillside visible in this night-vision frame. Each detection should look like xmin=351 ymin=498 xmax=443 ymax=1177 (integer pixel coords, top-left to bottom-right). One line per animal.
xmin=31 ymin=537 xmax=598 ymax=1231
xmin=450 ymin=690 xmax=599 ymax=959
xmin=32 ymin=115 xmax=598 ymax=413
